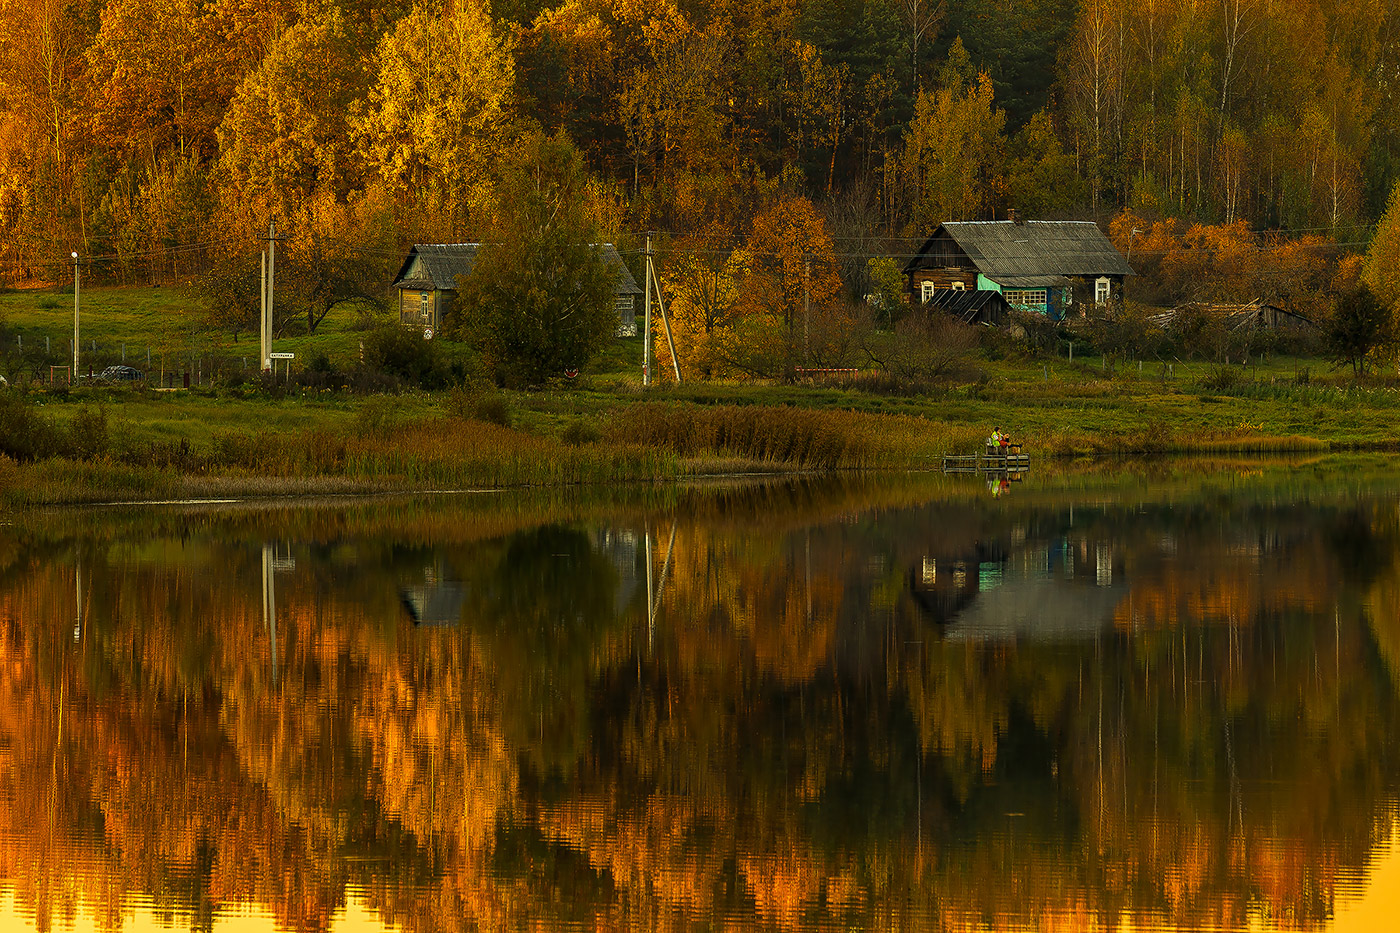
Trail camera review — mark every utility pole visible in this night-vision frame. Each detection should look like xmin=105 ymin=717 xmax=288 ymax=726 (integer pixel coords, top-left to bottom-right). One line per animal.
xmin=648 ymin=249 xmax=682 ymax=383
xmin=643 ymin=234 xmax=653 ymax=387
xmin=803 ymin=252 xmax=811 ymax=362
xmin=261 ymin=220 xmax=282 ymax=372
xmin=260 ymin=250 xmax=268 ymax=372
xmin=71 ymin=251 xmax=80 ymax=383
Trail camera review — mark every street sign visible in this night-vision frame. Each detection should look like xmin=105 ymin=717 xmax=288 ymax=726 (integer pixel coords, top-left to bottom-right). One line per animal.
xmin=423 ymin=327 xmax=434 ymax=340
xmin=270 ymin=352 xmax=295 ymax=360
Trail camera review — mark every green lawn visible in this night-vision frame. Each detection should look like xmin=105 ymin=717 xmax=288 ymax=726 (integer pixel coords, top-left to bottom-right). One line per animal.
xmin=3 ymin=285 xmax=1396 ymax=456
xmin=0 ymin=284 xmax=386 ymax=378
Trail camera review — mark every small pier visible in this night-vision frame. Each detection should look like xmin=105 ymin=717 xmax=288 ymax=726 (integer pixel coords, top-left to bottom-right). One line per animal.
xmin=943 ymin=445 xmax=1030 ymax=474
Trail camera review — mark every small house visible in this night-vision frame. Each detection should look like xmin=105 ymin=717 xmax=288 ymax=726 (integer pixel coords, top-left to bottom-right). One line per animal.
xmin=392 ymin=243 xmax=644 ymax=335
xmin=903 ymin=215 xmax=1134 ymax=320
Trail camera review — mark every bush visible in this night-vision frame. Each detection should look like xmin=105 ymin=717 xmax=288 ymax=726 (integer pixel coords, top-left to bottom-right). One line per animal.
xmin=66 ymin=405 xmax=109 ymax=459
xmin=561 ymin=419 xmax=600 ymax=445
xmin=860 ymin=312 xmax=979 ymax=389
xmin=362 ymin=326 xmax=451 ymax=388
xmin=0 ymin=393 xmax=63 ymax=461
xmin=1197 ymin=365 xmax=1244 ymax=392
xmin=447 ymin=385 xmax=511 ymax=426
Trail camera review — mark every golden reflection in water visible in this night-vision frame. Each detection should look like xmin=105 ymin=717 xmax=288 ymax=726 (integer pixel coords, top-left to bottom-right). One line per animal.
xmin=0 ymin=890 xmax=401 ymax=932
xmin=3 ymin=485 xmax=1400 ymax=931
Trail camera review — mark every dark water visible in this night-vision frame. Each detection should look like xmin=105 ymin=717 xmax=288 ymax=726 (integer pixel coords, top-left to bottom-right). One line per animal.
xmin=6 ymin=466 xmax=1400 ymax=932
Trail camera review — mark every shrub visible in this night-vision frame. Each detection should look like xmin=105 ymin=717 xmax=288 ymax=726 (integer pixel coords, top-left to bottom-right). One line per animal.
xmin=861 ymin=312 xmax=979 ymax=388
xmin=0 ymin=393 xmax=63 ymax=461
xmin=447 ymin=385 xmax=511 ymax=426
xmin=362 ymin=326 xmax=451 ymax=388
xmin=561 ymin=419 xmax=600 ymax=445
xmin=1197 ymin=365 xmax=1243 ymax=392
xmin=66 ymin=405 xmax=109 ymax=459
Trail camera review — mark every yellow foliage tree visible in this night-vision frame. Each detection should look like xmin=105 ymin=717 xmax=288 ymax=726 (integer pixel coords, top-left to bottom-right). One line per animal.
xmin=358 ymin=0 xmax=515 ymax=236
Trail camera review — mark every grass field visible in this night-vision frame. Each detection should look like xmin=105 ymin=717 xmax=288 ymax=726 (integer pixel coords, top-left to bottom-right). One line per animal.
xmin=2 ymin=285 xmax=1398 ymax=505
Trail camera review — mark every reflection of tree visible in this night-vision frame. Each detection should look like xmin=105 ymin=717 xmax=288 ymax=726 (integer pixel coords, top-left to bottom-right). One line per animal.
xmin=1 ymin=492 xmax=1399 ymax=931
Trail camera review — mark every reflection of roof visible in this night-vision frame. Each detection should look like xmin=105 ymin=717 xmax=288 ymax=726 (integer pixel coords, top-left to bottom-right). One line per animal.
xmin=944 ymin=578 xmax=1125 ymax=642
xmin=400 ymin=584 xmax=465 ymax=626
xmin=392 ymin=243 xmax=642 ymax=294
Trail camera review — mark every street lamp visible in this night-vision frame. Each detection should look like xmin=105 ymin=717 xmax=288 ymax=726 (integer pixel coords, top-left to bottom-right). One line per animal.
xmin=72 ymin=251 xmax=79 ymax=384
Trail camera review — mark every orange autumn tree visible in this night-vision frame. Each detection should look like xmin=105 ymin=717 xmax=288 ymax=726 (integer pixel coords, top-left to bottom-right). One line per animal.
xmin=710 ymin=194 xmax=845 ymax=379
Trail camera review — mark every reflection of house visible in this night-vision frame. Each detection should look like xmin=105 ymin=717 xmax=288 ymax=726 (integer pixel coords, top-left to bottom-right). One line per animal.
xmin=910 ymin=536 xmax=1125 ymax=640
xmin=594 ymin=528 xmax=643 ymax=616
xmin=903 ymin=215 xmax=1133 ymax=320
xmin=400 ymin=562 xmax=466 ymax=626
xmin=945 ymin=578 xmax=1125 ymax=642
xmin=392 ymin=243 xmax=644 ymax=335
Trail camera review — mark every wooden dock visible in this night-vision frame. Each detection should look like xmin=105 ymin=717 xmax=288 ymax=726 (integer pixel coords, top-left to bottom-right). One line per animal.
xmin=942 ymin=446 xmax=1030 ymax=474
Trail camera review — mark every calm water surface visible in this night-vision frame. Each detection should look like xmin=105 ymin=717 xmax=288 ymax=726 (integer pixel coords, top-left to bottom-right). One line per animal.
xmin=5 ymin=466 xmax=1400 ymax=931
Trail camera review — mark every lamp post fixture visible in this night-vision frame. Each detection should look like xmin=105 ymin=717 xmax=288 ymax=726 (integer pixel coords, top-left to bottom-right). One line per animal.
xmin=72 ymin=251 xmax=79 ymax=383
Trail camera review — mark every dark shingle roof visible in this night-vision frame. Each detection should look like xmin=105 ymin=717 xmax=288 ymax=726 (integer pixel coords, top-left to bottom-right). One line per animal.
xmin=911 ymin=221 xmax=1134 ymax=280
xmin=392 ymin=243 xmax=643 ymax=295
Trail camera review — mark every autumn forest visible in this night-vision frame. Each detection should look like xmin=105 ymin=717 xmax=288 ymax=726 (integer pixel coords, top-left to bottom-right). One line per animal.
xmin=1 ymin=0 xmax=1397 ymax=290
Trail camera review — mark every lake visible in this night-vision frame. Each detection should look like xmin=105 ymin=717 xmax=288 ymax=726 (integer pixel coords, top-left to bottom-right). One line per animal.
xmin=4 ymin=459 xmax=1400 ymax=931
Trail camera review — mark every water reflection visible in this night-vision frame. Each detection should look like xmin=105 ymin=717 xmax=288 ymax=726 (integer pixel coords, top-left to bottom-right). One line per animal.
xmin=3 ymin=475 xmax=1400 ymax=931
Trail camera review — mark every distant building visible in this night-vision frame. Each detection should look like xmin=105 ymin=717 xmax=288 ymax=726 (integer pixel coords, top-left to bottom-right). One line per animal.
xmin=903 ymin=214 xmax=1134 ymax=320
xmin=1153 ymin=300 xmax=1316 ymax=332
xmin=391 ymin=243 xmax=644 ymax=335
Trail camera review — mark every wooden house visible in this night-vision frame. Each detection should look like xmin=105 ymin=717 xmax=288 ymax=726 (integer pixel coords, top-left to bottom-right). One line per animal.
xmin=392 ymin=243 xmax=644 ymax=335
xmin=903 ymin=216 xmax=1133 ymax=320
xmin=922 ymin=288 xmax=1012 ymax=326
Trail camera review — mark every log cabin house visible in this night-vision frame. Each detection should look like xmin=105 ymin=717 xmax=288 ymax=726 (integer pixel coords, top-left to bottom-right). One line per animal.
xmin=392 ymin=243 xmax=644 ymax=335
xmin=903 ymin=216 xmax=1133 ymax=320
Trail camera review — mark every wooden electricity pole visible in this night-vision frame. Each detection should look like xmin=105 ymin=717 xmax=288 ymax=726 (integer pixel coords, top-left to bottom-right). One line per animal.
xmin=645 ymin=236 xmax=681 ymax=382
xmin=643 ymin=234 xmax=653 ymax=386
xmin=261 ymin=219 xmax=282 ymax=372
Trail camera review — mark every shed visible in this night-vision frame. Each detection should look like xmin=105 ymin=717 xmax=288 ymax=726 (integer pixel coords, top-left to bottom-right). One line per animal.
xmin=922 ymin=288 xmax=1013 ymax=326
xmin=903 ymin=217 xmax=1133 ymax=320
xmin=392 ymin=243 xmax=644 ymax=335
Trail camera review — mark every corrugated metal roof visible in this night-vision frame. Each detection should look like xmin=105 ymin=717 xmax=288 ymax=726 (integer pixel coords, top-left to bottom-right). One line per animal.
xmin=392 ymin=243 xmax=643 ymax=294
xmin=927 ymin=221 xmax=1134 ymax=280
xmin=924 ymin=288 xmax=1011 ymax=323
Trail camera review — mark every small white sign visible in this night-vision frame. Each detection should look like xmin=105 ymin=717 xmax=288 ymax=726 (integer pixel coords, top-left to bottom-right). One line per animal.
xmin=270 ymin=352 xmax=295 ymax=360
xmin=423 ymin=328 xmax=434 ymax=340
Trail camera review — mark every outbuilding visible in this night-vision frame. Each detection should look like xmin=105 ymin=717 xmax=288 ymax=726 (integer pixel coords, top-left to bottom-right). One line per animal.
xmin=392 ymin=243 xmax=644 ymax=335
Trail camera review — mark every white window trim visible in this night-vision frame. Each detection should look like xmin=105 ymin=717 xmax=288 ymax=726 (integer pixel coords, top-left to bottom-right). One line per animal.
xmin=1095 ymin=277 xmax=1112 ymax=304
xmin=951 ymin=281 xmax=967 ymax=291
xmin=921 ymin=281 xmax=936 ymax=302
xmin=1004 ymin=288 xmax=1048 ymax=308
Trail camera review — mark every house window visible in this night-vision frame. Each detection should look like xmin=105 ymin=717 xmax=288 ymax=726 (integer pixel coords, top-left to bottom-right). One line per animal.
xmin=420 ymin=292 xmax=431 ymax=321
xmin=1003 ymin=289 xmax=1048 ymax=309
xmin=951 ymin=281 xmax=967 ymax=291
xmin=921 ymin=281 xmax=936 ymax=303
xmin=615 ymin=296 xmax=637 ymax=337
xmin=1095 ymin=278 xmax=1112 ymax=304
